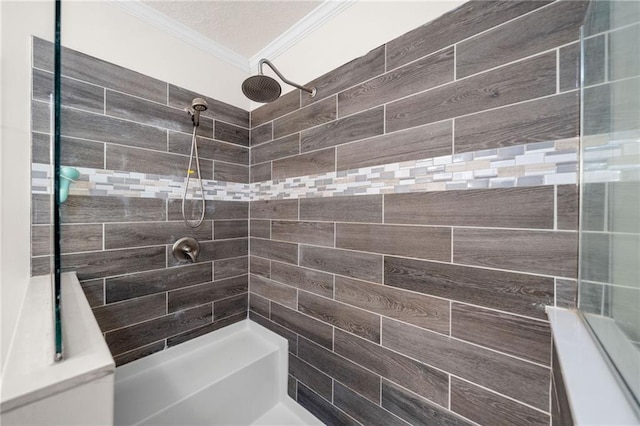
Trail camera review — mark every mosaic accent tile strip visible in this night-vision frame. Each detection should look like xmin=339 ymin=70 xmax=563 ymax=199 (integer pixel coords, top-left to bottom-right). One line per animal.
xmin=33 ymin=136 xmax=638 ymax=202
xmin=32 ymin=163 xmax=252 ymax=201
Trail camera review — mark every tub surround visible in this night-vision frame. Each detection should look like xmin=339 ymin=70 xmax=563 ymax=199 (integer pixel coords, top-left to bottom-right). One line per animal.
xmin=245 ymin=1 xmax=589 ymax=425
xmin=1 ymin=272 xmax=114 ymax=423
xmin=28 ymin=1 xmax=594 ymax=424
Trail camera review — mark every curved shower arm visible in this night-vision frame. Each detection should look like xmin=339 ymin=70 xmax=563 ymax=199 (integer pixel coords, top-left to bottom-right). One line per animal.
xmin=259 ymin=59 xmax=316 ymax=97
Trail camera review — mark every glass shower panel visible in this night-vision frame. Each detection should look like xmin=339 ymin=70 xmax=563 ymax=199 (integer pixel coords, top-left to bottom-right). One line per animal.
xmin=579 ymin=0 xmax=640 ymax=406
xmin=53 ymin=0 xmax=63 ymax=361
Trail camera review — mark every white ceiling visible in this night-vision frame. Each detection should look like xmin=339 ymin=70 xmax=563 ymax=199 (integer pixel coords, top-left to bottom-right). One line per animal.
xmin=142 ymin=0 xmax=323 ymax=58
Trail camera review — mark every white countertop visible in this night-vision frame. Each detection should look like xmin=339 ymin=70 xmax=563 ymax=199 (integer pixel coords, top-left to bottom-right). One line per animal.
xmin=1 ymin=272 xmax=115 ymax=413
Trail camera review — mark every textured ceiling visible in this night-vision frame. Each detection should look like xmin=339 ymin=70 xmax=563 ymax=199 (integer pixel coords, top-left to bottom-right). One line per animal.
xmin=142 ymin=1 xmax=323 ymax=58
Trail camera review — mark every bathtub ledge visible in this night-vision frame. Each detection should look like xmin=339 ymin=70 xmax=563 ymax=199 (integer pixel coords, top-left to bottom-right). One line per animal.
xmin=0 ymin=272 xmax=115 ymax=413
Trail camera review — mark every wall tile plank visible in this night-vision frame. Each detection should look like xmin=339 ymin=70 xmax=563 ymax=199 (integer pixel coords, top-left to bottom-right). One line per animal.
xmin=385 ymin=187 xmax=554 ymax=229
xmin=455 ymin=93 xmax=579 ymax=153
xmin=250 ymin=199 xmax=298 ymax=220
xmin=167 ymin=84 xmax=249 ymax=128
xmin=167 ymin=275 xmax=248 ymax=312
xmin=336 ymin=223 xmax=451 ymax=262
xmin=93 ymin=293 xmax=166 ymax=333
xmin=104 ymin=221 xmax=212 ymax=250
xmin=300 ymin=107 xmax=384 ymax=152
xmin=270 ymin=262 xmax=333 ymax=298
xmin=62 ymin=246 xmax=166 ymax=281
xmin=382 ymin=380 xmax=473 ymax=426
xmin=335 ymin=276 xmax=449 ymax=334
xmin=214 ymin=220 xmax=248 ymax=239
xmin=168 ymin=199 xmax=248 ymax=221
xmin=215 ymin=120 xmax=250 ymax=147
xmin=385 ymin=1 xmax=550 ymax=70
xmin=301 ymin=44 xmax=386 ymax=107
xmin=250 ymin=122 xmax=273 ymax=146
xmin=250 ymin=274 xmax=297 ymax=310
xmin=297 ymin=383 xmax=359 ymax=426
xmin=301 ymin=245 xmax=383 ymax=283
xmin=300 ymin=195 xmax=382 ymax=223
xmin=272 ymin=221 xmax=334 ymax=247
xmin=34 ymin=37 xmax=168 ymax=103
xmin=272 ymin=148 xmax=335 ymax=180
xmin=386 ymin=52 xmax=557 ymax=133
xmin=451 ymin=303 xmax=551 ymax=365
xmin=334 ymin=382 xmax=410 ymax=426
xmin=456 ymin=1 xmax=588 ymax=78
xmin=335 ymin=329 xmax=449 ymax=407
xmin=299 ymin=291 xmax=381 ymax=343
xmin=106 ymin=90 xmax=213 ymax=136
xmin=214 ymin=161 xmax=249 ymax=183
xmin=251 ymin=134 xmax=299 ymax=164
xmin=289 ymin=354 xmax=333 ymax=401
xmin=251 ymin=90 xmax=300 ymax=128
xmin=105 ymin=304 xmax=212 ymax=355
xmin=32 ymin=224 xmax=102 ymax=256
xmin=453 ymin=228 xmax=578 ymax=278
xmin=106 ymin=263 xmax=212 ymax=303
xmin=166 ymin=312 xmax=246 ymax=348
xmin=250 ymin=162 xmax=271 ymax=183
xmin=106 ymin=144 xmax=213 ymax=179
xmin=382 ymin=318 xmax=550 ymax=410
xmin=273 ymin=97 xmax=337 ymax=139
xmin=339 ymin=47 xmax=454 ymax=117
xmin=214 ymin=256 xmax=248 ymax=280
xmin=298 ymin=337 xmax=380 ymax=404
xmin=33 ymin=68 xmax=104 ymax=114
xmin=384 ymin=256 xmax=553 ymax=319
xmin=451 ymin=377 xmax=550 ymax=426
xmin=337 ymin=120 xmax=452 ymax=171
xmin=169 ymin=132 xmax=249 ymax=165
xmin=250 ymin=238 xmax=298 ymax=264
xmin=271 ymin=303 xmax=334 ymax=350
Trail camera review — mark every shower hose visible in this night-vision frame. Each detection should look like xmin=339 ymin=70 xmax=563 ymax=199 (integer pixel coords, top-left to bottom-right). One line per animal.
xmin=181 ymin=125 xmax=206 ymax=228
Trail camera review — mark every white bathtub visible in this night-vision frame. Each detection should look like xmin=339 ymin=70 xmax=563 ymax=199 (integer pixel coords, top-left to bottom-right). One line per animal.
xmin=114 ymin=319 xmax=321 ymax=426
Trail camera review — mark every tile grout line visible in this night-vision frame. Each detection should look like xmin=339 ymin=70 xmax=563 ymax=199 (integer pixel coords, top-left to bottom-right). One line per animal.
xmin=554 ymin=185 xmax=558 ymax=230
xmin=556 ymin=48 xmax=560 ymax=94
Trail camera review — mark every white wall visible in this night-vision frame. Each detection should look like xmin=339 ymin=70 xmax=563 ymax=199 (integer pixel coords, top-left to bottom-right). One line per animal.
xmin=1 ymin=0 xmax=53 ymax=375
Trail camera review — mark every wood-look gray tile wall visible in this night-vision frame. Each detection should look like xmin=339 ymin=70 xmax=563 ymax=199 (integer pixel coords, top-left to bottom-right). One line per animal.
xmin=247 ymin=2 xmax=586 ymax=424
xmin=31 ymin=38 xmax=250 ymax=363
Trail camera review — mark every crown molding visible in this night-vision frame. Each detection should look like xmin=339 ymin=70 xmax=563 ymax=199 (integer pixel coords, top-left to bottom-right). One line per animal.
xmin=109 ymin=0 xmax=357 ymax=75
xmin=109 ymin=0 xmax=250 ymax=72
xmin=249 ymin=0 xmax=357 ymax=71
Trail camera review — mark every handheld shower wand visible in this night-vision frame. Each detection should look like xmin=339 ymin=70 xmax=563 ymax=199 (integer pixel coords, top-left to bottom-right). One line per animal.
xmin=182 ymin=98 xmax=208 ymax=228
xmin=186 ymin=97 xmax=207 ymax=127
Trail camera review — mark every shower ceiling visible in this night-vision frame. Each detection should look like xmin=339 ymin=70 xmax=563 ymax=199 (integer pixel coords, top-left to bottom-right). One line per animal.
xmin=141 ymin=1 xmax=323 ymax=58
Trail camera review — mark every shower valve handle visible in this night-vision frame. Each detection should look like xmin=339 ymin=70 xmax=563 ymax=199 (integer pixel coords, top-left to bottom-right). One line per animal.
xmin=172 ymin=237 xmax=200 ymax=263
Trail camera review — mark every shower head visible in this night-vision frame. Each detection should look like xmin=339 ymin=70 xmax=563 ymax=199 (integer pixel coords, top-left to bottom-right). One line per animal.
xmin=192 ymin=98 xmax=208 ymax=112
xmin=242 ymin=59 xmax=315 ymax=103
xmin=187 ymin=98 xmax=208 ymax=126
xmin=242 ymin=75 xmax=282 ymax=103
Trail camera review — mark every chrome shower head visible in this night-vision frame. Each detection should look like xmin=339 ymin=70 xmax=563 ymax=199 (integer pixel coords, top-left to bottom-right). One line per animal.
xmin=242 ymin=59 xmax=315 ymax=103
xmin=187 ymin=98 xmax=208 ymax=126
